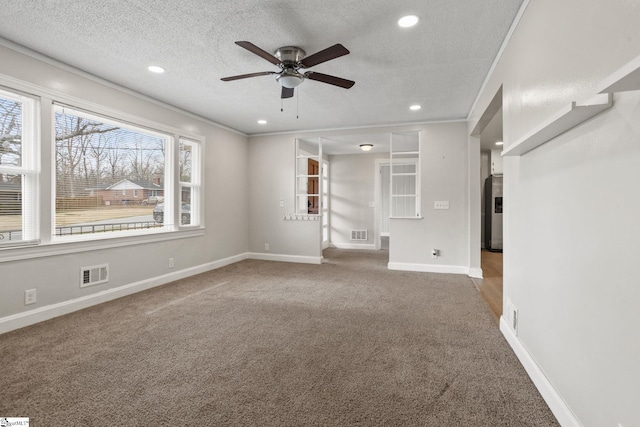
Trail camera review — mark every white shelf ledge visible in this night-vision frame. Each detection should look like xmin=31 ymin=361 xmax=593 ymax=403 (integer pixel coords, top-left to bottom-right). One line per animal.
xmin=502 ymin=55 xmax=640 ymax=157
xmin=597 ymin=54 xmax=640 ymax=94
xmin=502 ymin=93 xmax=612 ymax=157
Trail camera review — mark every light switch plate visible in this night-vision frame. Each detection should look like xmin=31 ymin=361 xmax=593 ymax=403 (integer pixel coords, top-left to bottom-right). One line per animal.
xmin=434 ymin=201 xmax=449 ymax=210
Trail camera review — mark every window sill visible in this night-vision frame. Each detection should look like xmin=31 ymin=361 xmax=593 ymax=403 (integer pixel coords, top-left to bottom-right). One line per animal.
xmin=0 ymin=227 xmax=205 ymax=263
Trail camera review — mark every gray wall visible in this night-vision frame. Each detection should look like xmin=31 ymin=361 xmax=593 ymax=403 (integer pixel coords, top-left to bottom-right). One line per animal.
xmin=0 ymin=44 xmax=249 ymax=322
xmin=250 ymin=122 xmax=470 ymax=272
xmin=389 ymin=122 xmax=469 ymax=272
xmin=248 ymin=134 xmax=321 ymax=259
xmin=468 ymin=1 xmax=640 ymax=425
xmin=329 ymin=152 xmax=388 ymax=248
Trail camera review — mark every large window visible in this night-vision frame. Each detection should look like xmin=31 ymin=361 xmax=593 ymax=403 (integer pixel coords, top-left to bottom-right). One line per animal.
xmin=0 ymin=84 xmax=203 ymax=249
xmin=0 ymin=88 xmax=38 ymax=245
xmin=54 ymin=106 xmax=170 ymax=236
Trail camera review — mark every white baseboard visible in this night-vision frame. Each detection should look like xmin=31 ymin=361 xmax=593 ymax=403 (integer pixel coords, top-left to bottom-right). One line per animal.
xmin=468 ymin=267 xmax=483 ymax=279
xmin=329 ymin=242 xmax=377 ymax=250
xmin=0 ymin=252 xmax=248 ymax=335
xmin=500 ymin=317 xmax=581 ymax=427
xmin=387 ymin=262 xmax=469 ymax=275
xmin=248 ymin=252 xmax=322 ymax=264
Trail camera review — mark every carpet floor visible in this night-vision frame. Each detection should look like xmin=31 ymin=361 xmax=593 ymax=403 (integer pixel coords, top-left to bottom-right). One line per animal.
xmin=0 ymin=249 xmax=558 ymax=426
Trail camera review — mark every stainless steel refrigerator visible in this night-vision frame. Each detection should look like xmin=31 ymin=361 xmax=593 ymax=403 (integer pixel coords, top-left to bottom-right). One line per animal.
xmin=484 ymin=175 xmax=503 ymax=252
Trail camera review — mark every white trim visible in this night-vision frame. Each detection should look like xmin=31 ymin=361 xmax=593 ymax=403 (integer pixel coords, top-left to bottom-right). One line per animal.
xmin=500 ymin=317 xmax=581 ymax=427
xmin=468 ymin=267 xmax=484 ymax=279
xmin=329 ymin=242 xmax=377 ymax=250
xmin=0 ymin=228 xmax=205 ymax=263
xmin=387 ymin=262 xmax=469 ymax=275
xmin=0 ymin=252 xmax=248 ymax=335
xmin=466 ymin=0 xmax=530 ymax=121
xmin=248 ymin=252 xmax=322 ymax=265
xmin=0 ymin=37 xmax=245 ymax=137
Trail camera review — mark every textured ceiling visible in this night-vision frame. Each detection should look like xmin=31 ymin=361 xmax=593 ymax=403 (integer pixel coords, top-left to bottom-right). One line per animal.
xmin=0 ymin=0 xmax=523 ymax=135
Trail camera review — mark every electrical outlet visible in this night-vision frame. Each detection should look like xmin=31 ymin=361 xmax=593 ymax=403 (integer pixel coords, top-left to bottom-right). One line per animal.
xmin=279 ymin=200 xmax=284 ymax=208
xmin=434 ymin=201 xmax=450 ymax=210
xmin=265 ymin=243 xmax=269 ymax=251
xmin=25 ymin=289 xmax=37 ymax=305
xmin=168 ymin=258 xmax=174 ymax=268
xmin=431 ymin=248 xmax=439 ymax=259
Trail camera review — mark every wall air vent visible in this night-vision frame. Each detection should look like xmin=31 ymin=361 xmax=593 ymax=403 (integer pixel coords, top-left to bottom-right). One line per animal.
xmin=80 ymin=264 xmax=109 ymax=288
xmin=350 ymin=229 xmax=368 ymax=241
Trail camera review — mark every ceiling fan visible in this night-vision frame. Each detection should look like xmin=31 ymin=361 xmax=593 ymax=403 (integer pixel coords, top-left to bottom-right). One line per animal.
xmin=221 ymin=41 xmax=355 ymax=99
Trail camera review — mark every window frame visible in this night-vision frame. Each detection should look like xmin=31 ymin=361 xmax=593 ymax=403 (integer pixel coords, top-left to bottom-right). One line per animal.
xmin=295 ymin=138 xmax=322 ymax=216
xmin=0 ymin=76 xmax=205 ymax=260
xmin=389 ymin=131 xmax=421 ymax=219
xmin=0 ymin=86 xmax=40 ymax=247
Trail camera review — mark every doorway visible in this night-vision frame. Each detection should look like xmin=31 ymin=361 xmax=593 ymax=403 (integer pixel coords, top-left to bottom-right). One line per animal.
xmin=375 ymin=160 xmax=390 ymax=250
xmin=470 ymin=88 xmax=504 ymax=322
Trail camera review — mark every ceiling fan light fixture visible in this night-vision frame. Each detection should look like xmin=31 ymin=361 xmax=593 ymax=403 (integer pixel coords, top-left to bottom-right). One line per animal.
xmin=398 ymin=15 xmax=419 ymax=28
xmin=277 ymin=73 xmax=304 ymax=88
xmin=360 ymin=144 xmax=373 ymax=152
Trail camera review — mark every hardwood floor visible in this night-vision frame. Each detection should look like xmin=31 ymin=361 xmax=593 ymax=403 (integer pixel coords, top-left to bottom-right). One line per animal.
xmin=472 ymin=250 xmax=503 ymax=323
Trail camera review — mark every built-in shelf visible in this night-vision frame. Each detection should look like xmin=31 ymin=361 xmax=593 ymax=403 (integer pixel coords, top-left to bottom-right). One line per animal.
xmin=597 ymin=54 xmax=640 ymax=94
xmin=502 ymin=94 xmax=612 ymax=156
xmin=502 ymin=54 xmax=640 ymax=157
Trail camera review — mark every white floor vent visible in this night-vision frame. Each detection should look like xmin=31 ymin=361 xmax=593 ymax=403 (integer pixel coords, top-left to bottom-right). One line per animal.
xmin=350 ymin=229 xmax=368 ymax=241
xmin=80 ymin=264 xmax=109 ymax=288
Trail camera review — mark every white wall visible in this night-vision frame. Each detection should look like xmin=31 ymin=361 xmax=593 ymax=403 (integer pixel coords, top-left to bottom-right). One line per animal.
xmin=329 ymin=152 xmax=388 ymax=248
xmin=0 ymin=44 xmax=249 ymax=328
xmin=468 ymin=2 xmax=640 ymax=426
xmin=389 ymin=122 xmax=469 ymax=274
xmin=250 ymin=122 xmax=469 ymax=271
xmin=248 ymin=134 xmax=321 ymax=261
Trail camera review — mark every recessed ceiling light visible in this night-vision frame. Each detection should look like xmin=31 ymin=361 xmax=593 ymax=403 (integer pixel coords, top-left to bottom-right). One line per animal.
xmin=495 ymin=141 xmax=504 ymax=146
xmin=257 ymin=119 xmax=267 ymax=125
xmin=410 ymin=104 xmax=422 ymax=111
xmin=398 ymin=15 xmax=419 ymax=28
xmin=147 ymin=65 xmax=165 ymax=74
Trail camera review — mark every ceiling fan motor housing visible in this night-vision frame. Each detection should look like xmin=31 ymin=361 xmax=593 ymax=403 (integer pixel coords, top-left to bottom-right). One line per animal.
xmin=274 ymin=46 xmax=306 ymax=64
xmin=274 ymin=46 xmax=306 ymax=88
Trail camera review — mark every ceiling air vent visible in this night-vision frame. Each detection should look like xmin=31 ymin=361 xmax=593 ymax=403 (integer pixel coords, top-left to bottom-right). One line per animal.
xmin=350 ymin=229 xmax=368 ymax=241
xmin=80 ymin=264 xmax=109 ymax=288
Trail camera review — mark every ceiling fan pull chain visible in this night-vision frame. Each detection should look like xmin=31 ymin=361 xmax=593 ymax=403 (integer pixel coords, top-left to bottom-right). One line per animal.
xmin=281 ymin=97 xmax=283 ymax=113
xmin=297 ymin=89 xmax=299 ymax=119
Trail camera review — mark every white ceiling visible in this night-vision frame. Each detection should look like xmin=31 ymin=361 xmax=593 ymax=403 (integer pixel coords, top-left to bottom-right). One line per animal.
xmin=0 ymin=0 xmax=523 ymax=136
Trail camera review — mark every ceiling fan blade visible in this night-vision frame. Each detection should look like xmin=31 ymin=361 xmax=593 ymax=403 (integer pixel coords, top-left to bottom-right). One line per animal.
xmin=300 ymin=44 xmax=350 ymax=68
xmin=221 ymin=71 xmax=276 ymax=81
xmin=281 ymin=87 xmax=294 ymax=99
xmin=235 ymin=41 xmax=281 ymax=66
xmin=305 ymin=72 xmax=355 ymax=89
